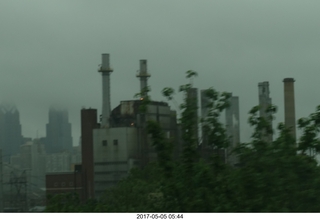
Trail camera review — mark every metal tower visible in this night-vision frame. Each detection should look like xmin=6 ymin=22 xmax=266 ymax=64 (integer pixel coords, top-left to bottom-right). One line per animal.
xmin=98 ymin=54 xmax=113 ymax=128
xmin=9 ymin=170 xmax=27 ymax=211
xmin=136 ymin=60 xmax=150 ymax=97
xmin=258 ymin=81 xmax=273 ymax=143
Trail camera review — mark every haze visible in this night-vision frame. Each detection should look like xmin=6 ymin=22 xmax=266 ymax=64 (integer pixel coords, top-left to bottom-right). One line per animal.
xmin=1 ymin=0 xmax=319 ymax=144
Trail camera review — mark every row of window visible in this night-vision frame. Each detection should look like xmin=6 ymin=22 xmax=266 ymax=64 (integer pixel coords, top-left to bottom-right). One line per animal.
xmin=102 ymin=139 xmax=118 ymax=147
xmin=54 ymin=182 xmax=74 ymax=187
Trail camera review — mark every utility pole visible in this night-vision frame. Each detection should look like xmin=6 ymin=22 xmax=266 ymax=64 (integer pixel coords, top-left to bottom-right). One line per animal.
xmin=9 ymin=170 xmax=27 ymax=211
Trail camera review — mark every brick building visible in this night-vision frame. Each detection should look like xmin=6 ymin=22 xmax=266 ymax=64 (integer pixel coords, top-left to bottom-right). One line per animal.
xmin=45 ymin=169 xmax=84 ymax=203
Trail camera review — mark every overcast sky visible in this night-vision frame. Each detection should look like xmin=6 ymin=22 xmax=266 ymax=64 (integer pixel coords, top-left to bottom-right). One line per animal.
xmin=1 ymin=0 xmax=320 ymax=145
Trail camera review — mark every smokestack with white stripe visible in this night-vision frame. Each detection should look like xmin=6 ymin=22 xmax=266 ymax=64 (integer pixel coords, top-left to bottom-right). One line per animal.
xmin=136 ymin=60 xmax=150 ymax=97
xmin=98 ymin=54 xmax=113 ymax=128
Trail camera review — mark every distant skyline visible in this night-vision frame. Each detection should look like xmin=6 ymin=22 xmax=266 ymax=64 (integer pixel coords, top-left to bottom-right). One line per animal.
xmin=1 ymin=1 xmax=320 ymax=144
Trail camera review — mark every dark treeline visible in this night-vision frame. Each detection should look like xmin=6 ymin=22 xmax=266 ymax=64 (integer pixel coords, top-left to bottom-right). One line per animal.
xmin=46 ymin=71 xmax=320 ymax=212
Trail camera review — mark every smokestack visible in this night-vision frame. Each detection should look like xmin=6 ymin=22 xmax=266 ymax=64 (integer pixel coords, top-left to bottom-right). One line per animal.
xmin=225 ymin=93 xmax=240 ymax=166
xmin=258 ymin=81 xmax=273 ymax=143
xmin=136 ymin=60 xmax=150 ymax=97
xmin=283 ymin=78 xmax=296 ymax=141
xmin=200 ymin=90 xmax=210 ymax=149
xmin=187 ymin=88 xmax=199 ymax=144
xmin=98 ymin=54 xmax=113 ymax=128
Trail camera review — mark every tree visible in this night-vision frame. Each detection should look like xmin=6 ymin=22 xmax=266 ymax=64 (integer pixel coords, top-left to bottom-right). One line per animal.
xmin=46 ymin=71 xmax=320 ymax=212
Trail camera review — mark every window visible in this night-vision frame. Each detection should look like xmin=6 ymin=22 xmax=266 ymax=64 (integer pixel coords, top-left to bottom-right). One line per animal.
xmin=102 ymin=140 xmax=107 ymax=146
xmin=113 ymin=139 xmax=118 ymax=146
xmin=61 ymin=182 xmax=66 ymax=187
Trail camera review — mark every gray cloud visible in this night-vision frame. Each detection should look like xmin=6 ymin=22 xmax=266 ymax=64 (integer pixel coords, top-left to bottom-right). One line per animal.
xmin=1 ymin=0 xmax=320 ymax=144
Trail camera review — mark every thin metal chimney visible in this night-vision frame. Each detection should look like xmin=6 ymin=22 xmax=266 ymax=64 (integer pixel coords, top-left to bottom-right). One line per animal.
xmin=98 ymin=54 xmax=113 ymax=128
xmin=136 ymin=60 xmax=150 ymax=96
xmin=283 ymin=78 xmax=296 ymax=141
xmin=225 ymin=93 xmax=240 ymax=166
xmin=258 ymin=81 xmax=273 ymax=143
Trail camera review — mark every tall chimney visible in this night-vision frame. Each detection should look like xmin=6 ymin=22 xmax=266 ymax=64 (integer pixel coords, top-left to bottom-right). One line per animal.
xmin=136 ymin=60 xmax=150 ymax=97
xmin=225 ymin=93 xmax=240 ymax=166
xmin=283 ymin=78 xmax=296 ymax=141
xmin=258 ymin=81 xmax=273 ymax=143
xmin=98 ymin=54 xmax=113 ymax=128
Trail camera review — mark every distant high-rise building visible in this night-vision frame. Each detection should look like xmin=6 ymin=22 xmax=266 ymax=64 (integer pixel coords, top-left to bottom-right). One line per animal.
xmin=10 ymin=140 xmax=46 ymax=188
xmin=45 ymin=107 xmax=73 ymax=154
xmin=0 ymin=103 xmax=23 ymax=162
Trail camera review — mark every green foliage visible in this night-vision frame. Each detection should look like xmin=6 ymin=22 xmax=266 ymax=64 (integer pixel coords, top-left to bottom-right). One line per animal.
xmin=134 ymin=86 xmax=151 ymax=113
xmin=201 ymin=89 xmax=231 ymax=150
xmin=298 ymin=106 xmax=320 ymax=154
xmin=162 ymin=87 xmax=175 ymax=101
xmin=47 ymin=73 xmax=320 ymax=212
xmin=45 ymin=193 xmax=81 ymax=212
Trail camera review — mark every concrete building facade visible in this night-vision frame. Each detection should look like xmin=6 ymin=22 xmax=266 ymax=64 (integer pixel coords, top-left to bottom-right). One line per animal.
xmin=46 ymin=152 xmax=72 ymax=173
xmin=46 ymin=171 xmax=83 ymax=202
xmin=93 ymin=100 xmax=178 ymax=198
xmin=93 ymin=127 xmax=138 ymax=196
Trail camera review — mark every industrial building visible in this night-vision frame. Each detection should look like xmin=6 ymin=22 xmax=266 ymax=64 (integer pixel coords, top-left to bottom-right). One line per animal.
xmin=90 ymin=54 xmax=179 ymax=198
xmin=258 ymin=81 xmax=273 ymax=143
xmin=0 ymin=103 xmax=23 ymax=162
xmin=46 ymin=168 xmax=83 ymax=203
xmin=42 ymin=52 xmax=307 ymax=204
xmin=45 ymin=107 xmax=73 ymax=154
